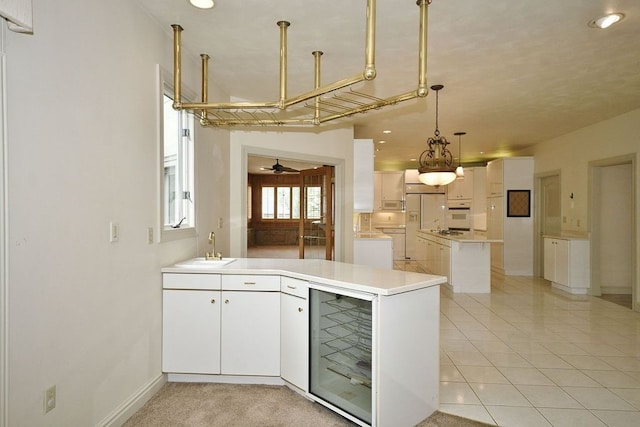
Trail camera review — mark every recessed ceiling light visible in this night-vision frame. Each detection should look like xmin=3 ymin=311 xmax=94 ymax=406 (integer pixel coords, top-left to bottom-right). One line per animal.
xmin=379 ymin=140 xmax=386 ymax=144
xmin=588 ymin=13 xmax=625 ymax=29
xmin=189 ymin=0 xmax=215 ymax=9
xmin=409 ymin=158 xmax=417 ymax=162
xmin=383 ymin=130 xmax=392 ymax=134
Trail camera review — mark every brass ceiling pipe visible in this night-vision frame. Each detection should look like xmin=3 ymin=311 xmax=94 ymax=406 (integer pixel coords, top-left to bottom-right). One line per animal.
xmin=364 ymin=0 xmax=376 ymax=80
xmin=171 ymin=24 xmax=183 ymax=110
xmin=319 ymin=90 xmax=419 ymax=123
xmin=417 ymin=0 xmax=430 ymax=97
xmin=313 ymin=51 xmax=323 ymax=125
xmin=278 ymin=21 xmax=290 ymax=109
xmin=200 ymin=54 xmax=210 ymax=125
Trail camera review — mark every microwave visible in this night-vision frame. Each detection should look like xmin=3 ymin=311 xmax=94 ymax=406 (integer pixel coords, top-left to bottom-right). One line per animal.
xmin=381 ymin=199 xmax=404 ymax=210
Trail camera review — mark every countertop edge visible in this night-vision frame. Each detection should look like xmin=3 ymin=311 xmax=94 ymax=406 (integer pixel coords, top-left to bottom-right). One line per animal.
xmin=161 ymin=260 xmax=446 ymax=296
xmin=417 ymin=229 xmax=503 ymax=243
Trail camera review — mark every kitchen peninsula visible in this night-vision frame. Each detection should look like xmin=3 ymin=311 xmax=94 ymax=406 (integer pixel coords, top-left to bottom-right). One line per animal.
xmin=161 ymin=258 xmax=445 ymax=427
xmin=416 ymin=230 xmax=502 ymax=293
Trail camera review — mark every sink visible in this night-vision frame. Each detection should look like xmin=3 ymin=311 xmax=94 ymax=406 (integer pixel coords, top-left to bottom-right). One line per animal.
xmin=174 ymin=257 xmax=237 ymax=268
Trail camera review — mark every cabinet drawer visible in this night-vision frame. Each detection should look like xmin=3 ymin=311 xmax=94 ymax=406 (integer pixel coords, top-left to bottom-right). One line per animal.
xmin=222 ymin=275 xmax=280 ymax=291
xmin=281 ymin=276 xmax=309 ymax=299
xmin=163 ymin=273 xmax=221 ymax=290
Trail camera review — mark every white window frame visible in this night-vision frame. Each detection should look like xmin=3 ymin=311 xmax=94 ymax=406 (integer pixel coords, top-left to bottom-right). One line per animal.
xmin=157 ymin=66 xmax=196 ymax=242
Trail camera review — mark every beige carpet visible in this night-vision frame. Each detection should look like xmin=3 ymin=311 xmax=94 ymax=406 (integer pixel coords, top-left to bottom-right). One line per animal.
xmin=124 ymin=383 xmax=492 ymax=427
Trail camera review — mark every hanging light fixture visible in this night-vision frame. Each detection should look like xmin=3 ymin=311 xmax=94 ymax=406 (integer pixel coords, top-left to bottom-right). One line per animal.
xmin=418 ymin=85 xmax=456 ymax=187
xmin=454 ymin=131 xmax=465 ymax=177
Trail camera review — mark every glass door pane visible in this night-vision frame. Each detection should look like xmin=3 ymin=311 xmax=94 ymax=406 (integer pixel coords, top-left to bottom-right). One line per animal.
xmin=299 ymin=166 xmax=334 ymax=259
xmin=309 ymin=288 xmax=373 ymax=424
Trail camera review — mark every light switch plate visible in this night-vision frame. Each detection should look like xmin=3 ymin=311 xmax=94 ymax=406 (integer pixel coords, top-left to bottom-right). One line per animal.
xmin=109 ymin=222 xmax=119 ymax=243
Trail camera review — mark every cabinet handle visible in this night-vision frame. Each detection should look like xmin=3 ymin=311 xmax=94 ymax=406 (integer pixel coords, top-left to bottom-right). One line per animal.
xmin=210 ymin=299 xmax=216 ymax=304
xmin=298 ymin=307 xmax=303 ymax=312
xmin=225 ymin=299 xmax=229 ymax=304
xmin=243 ymin=282 xmax=256 ymax=285
xmin=287 ymin=285 xmax=297 ymax=289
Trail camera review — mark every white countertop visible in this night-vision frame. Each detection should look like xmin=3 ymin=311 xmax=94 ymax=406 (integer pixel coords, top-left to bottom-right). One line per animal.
xmin=418 ymin=229 xmax=503 ymax=243
xmin=354 ymin=232 xmax=392 ymax=240
xmin=162 ymin=258 xmax=445 ymax=296
xmin=543 ymin=233 xmax=589 ymax=241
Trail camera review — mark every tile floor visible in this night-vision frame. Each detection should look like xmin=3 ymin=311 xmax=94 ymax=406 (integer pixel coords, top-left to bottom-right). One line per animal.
xmin=432 ymin=269 xmax=640 ymax=427
xmin=245 ymin=250 xmax=640 ymax=426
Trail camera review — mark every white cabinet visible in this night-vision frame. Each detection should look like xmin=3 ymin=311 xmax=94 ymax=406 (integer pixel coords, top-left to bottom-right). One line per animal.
xmin=419 ymin=232 xmax=451 ymax=283
xmin=472 ymin=167 xmax=487 ymax=231
xmin=374 ymin=171 xmax=404 ymax=210
xmin=163 ymin=274 xmax=280 ymax=377
xmin=162 ymin=289 xmax=221 ymax=374
xmin=353 ymin=139 xmax=374 ymax=212
xmin=280 ymin=277 xmax=308 ymax=391
xmin=486 ymin=159 xmax=504 ymax=197
xmin=221 ymin=290 xmax=280 ymax=375
xmin=544 ymin=237 xmax=590 ymax=294
xmin=447 ymin=169 xmax=474 ymax=200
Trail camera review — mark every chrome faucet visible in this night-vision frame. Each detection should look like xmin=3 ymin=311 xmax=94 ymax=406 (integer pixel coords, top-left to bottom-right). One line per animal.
xmin=205 ymin=231 xmax=222 ymax=260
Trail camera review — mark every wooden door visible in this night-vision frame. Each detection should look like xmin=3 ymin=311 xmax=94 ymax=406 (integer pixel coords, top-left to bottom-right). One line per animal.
xmin=298 ymin=166 xmax=334 ymax=260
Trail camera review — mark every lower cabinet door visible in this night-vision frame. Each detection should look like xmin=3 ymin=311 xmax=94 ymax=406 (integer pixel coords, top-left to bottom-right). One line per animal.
xmin=162 ymin=290 xmax=221 ymax=374
xmin=281 ymin=293 xmax=308 ymax=390
xmin=221 ymin=291 xmax=280 ymax=376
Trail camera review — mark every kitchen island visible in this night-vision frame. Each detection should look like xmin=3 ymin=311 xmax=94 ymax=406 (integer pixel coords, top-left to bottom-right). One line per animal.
xmin=162 ymin=258 xmax=445 ymax=427
xmin=416 ymin=230 xmax=502 ymax=293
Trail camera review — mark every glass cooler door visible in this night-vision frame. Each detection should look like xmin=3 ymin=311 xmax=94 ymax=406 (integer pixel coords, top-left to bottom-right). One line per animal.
xmin=309 ymin=285 xmax=376 ymax=426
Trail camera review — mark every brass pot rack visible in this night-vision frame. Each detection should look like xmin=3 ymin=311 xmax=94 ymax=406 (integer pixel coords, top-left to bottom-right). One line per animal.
xmin=171 ymin=0 xmax=432 ymax=127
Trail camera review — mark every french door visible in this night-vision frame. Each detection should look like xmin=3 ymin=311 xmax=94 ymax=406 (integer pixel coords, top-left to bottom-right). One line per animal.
xmin=298 ymin=166 xmax=334 ymax=260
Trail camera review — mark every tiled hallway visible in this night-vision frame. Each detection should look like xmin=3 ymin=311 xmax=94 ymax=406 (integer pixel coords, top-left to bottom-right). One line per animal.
xmin=436 ymin=271 xmax=640 ymax=426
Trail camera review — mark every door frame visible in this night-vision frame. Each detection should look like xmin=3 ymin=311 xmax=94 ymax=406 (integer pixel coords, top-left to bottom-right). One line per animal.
xmin=589 ymin=154 xmax=637 ymax=310
xmin=241 ymin=146 xmax=344 ymax=260
xmin=533 ymin=170 xmax=561 ymax=277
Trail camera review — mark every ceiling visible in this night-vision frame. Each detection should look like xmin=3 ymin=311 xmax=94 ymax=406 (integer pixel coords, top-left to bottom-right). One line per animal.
xmin=137 ymin=0 xmax=640 ymax=171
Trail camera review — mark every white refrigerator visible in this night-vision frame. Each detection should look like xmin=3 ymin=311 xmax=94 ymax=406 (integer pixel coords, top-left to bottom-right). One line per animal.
xmin=405 ymin=192 xmax=446 ymax=259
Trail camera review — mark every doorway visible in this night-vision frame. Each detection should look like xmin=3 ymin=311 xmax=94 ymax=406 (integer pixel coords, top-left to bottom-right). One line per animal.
xmin=590 ymin=156 xmax=636 ymax=310
xmin=246 ymin=155 xmax=335 ymax=260
xmin=535 ymin=172 xmax=561 ymax=277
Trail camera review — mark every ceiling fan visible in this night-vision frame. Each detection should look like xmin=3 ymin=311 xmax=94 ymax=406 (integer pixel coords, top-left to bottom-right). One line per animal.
xmin=260 ymin=159 xmax=299 ymax=174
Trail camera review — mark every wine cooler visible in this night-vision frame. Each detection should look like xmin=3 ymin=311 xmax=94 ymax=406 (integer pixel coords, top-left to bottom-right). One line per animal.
xmin=309 ymin=285 xmax=377 ymax=426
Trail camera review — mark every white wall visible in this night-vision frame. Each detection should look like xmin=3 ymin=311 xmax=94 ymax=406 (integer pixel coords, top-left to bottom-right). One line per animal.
xmin=229 ymin=128 xmax=355 ymax=262
xmin=4 ymin=0 xmax=229 ymax=425
xmin=529 ymin=108 xmax=639 ymax=305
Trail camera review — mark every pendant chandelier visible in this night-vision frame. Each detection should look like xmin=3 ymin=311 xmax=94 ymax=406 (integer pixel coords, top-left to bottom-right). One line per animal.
xmin=454 ymin=131 xmax=465 ymax=177
xmin=418 ymin=84 xmax=456 ymax=187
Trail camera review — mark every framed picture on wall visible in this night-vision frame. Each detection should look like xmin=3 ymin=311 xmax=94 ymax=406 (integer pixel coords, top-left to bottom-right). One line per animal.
xmin=507 ymin=190 xmax=531 ymax=217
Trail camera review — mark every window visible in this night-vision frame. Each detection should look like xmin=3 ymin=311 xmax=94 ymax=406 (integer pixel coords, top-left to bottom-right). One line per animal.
xmin=261 ymin=185 xmax=302 ymax=220
xmin=161 ymin=87 xmax=195 ymax=237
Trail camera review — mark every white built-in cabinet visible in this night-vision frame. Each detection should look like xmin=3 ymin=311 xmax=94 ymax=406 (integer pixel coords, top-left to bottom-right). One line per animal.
xmin=162 ymin=274 xmax=280 ymax=377
xmin=420 ymin=233 xmax=451 ymax=283
xmin=543 ymin=237 xmax=590 ymax=294
xmin=486 ymin=157 xmax=534 ymax=275
xmin=353 ymin=139 xmax=374 ymax=212
xmin=162 ymin=287 xmax=221 ymax=374
xmin=374 ymin=171 xmax=404 ymax=210
xmin=280 ymin=277 xmax=309 ymax=391
xmin=447 ymin=169 xmax=474 ymax=200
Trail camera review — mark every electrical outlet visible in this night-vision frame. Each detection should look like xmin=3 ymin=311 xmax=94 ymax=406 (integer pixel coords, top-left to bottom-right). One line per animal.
xmin=109 ymin=221 xmax=119 ymax=243
xmin=217 ymin=217 xmax=223 ymax=229
xmin=44 ymin=385 xmax=56 ymax=413
xmin=147 ymin=227 xmax=154 ymax=244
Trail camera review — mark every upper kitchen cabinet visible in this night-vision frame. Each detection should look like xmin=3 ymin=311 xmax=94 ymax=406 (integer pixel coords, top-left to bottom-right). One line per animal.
xmin=486 ymin=159 xmax=504 ymax=197
xmin=486 ymin=157 xmax=534 ymax=276
xmin=353 ymin=139 xmax=374 ymax=212
xmin=447 ymin=169 xmax=474 ymax=200
xmin=374 ymin=171 xmax=404 ymax=211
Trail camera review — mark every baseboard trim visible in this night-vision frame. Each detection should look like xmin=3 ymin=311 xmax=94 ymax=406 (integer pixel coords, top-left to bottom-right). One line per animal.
xmin=552 ymin=282 xmax=588 ymax=295
xmin=601 ymin=286 xmax=632 ymax=295
xmin=96 ymin=373 xmax=166 ymax=427
xmin=167 ymin=373 xmax=285 ymax=386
